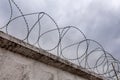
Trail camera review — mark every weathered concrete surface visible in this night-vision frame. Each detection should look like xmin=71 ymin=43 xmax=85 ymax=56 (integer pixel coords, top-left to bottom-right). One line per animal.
xmin=0 ymin=47 xmax=87 ymax=80
xmin=0 ymin=31 xmax=104 ymax=80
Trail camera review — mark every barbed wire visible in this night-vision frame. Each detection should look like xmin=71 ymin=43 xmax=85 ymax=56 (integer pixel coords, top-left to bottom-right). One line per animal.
xmin=0 ymin=0 xmax=120 ymax=79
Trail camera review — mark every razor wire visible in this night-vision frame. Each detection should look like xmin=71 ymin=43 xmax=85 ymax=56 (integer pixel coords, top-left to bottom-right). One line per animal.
xmin=0 ymin=0 xmax=120 ymax=80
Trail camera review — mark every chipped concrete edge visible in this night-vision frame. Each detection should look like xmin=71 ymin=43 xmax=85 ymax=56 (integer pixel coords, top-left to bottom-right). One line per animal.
xmin=0 ymin=31 xmax=105 ymax=80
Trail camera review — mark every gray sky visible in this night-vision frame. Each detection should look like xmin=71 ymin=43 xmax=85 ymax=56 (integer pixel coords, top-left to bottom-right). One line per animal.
xmin=0 ymin=0 xmax=120 ymax=61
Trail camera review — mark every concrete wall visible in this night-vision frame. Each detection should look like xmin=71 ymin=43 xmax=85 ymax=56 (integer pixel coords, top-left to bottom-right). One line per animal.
xmin=0 ymin=47 xmax=86 ymax=80
xmin=0 ymin=31 xmax=104 ymax=80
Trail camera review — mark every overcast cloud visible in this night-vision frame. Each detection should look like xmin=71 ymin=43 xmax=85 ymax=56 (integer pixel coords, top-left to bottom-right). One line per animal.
xmin=0 ymin=0 xmax=120 ymax=60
